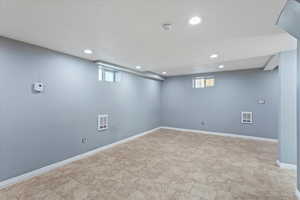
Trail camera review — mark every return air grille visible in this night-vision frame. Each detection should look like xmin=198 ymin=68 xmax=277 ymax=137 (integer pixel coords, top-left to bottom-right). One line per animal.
xmin=98 ymin=114 xmax=108 ymax=131
xmin=241 ymin=112 xmax=253 ymax=124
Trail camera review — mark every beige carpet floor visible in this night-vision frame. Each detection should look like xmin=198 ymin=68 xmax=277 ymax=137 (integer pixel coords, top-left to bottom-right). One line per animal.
xmin=0 ymin=129 xmax=296 ymax=200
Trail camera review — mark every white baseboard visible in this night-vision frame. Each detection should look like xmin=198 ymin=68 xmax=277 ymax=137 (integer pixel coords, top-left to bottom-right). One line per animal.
xmin=0 ymin=127 xmax=160 ymax=190
xmin=160 ymin=126 xmax=278 ymax=142
xmin=296 ymin=189 xmax=300 ymax=200
xmin=0 ymin=126 xmax=281 ymax=190
xmin=276 ymin=160 xmax=297 ymax=170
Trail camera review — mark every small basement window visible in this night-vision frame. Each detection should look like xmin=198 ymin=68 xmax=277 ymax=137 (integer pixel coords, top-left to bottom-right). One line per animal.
xmin=193 ymin=77 xmax=205 ymax=88
xmin=98 ymin=67 xmax=120 ymax=82
xmin=193 ymin=76 xmax=215 ymax=88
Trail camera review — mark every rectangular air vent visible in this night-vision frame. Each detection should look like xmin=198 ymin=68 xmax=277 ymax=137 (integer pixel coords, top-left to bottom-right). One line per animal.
xmin=98 ymin=114 xmax=108 ymax=131
xmin=241 ymin=112 xmax=253 ymax=124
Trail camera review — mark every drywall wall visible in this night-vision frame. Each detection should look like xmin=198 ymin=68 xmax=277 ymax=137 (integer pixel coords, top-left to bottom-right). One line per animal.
xmin=277 ymin=0 xmax=300 ymax=39
xmin=276 ymin=0 xmax=300 ymax=191
xmin=278 ymin=50 xmax=297 ymax=165
xmin=297 ymin=40 xmax=300 ymax=191
xmin=0 ymin=36 xmax=282 ymax=183
xmin=161 ymin=69 xmax=279 ymax=139
xmin=0 ymin=37 xmax=161 ymax=181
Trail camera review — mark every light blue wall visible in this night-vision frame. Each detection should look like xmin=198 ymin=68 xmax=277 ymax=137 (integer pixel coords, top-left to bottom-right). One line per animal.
xmin=279 ymin=50 xmax=297 ymax=165
xmin=0 ymin=37 xmax=161 ymax=181
xmin=0 ymin=36 xmax=282 ymax=183
xmin=276 ymin=0 xmax=300 ymax=190
xmin=161 ymin=70 xmax=279 ymax=139
xmin=277 ymin=0 xmax=300 ymax=39
xmin=297 ymin=40 xmax=300 ymax=191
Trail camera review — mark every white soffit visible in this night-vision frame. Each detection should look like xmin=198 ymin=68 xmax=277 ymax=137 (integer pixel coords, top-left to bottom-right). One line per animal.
xmin=264 ymin=55 xmax=279 ymax=71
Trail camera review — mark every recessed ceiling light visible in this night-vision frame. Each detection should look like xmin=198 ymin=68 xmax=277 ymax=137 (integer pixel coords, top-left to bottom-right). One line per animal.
xmin=210 ymin=54 xmax=219 ymax=59
xmin=136 ymin=66 xmax=142 ymax=69
xmin=189 ymin=16 xmax=202 ymax=25
xmin=218 ymin=65 xmax=224 ymax=69
xmin=162 ymin=72 xmax=167 ymax=75
xmin=83 ymin=49 xmax=93 ymax=54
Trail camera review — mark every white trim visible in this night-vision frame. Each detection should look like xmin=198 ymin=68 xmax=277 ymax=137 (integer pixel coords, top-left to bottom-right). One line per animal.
xmin=296 ymin=189 xmax=300 ymax=200
xmin=276 ymin=160 xmax=297 ymax=170
xmin=0 ymin=127 xmax=160 ymax=189
xmin=160 ymin=127 xmax=278 ymax=142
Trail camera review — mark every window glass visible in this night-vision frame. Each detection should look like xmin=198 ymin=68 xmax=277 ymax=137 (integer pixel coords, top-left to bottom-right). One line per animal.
xmin=115 ymin=72 xmax=121 ymax=82
xmin=104 ymin=70 xmax=115 ymax=82
xmin=98 ymin=66 xmax=120 ymax=83
xmin=193 ymin=78 xmax=205 ymax=88
xmin=205 ymin=78 xmax=215 ymax=87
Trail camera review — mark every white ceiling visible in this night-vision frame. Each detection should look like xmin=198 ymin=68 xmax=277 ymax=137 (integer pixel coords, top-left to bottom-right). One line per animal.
xmin=0 ymin=0 xmax=297 ymax=76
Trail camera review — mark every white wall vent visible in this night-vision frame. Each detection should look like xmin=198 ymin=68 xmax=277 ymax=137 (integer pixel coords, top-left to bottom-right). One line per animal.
xmin=241 ymin=112 xmax=253 ymax=124
xmin=98 ymin=114 xmax=108 ymax=131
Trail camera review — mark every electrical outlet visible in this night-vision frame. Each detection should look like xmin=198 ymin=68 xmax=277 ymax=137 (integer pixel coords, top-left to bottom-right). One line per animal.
xmin=81 ymin=138 xmax=88 ymax=144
